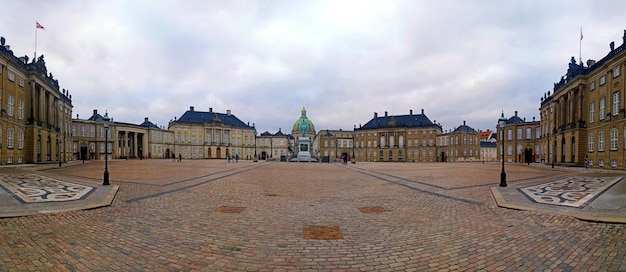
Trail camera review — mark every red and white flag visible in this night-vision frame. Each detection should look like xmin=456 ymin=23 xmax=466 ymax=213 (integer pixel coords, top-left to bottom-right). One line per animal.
xmin=36 ymin=21 xmax=45 ymax=30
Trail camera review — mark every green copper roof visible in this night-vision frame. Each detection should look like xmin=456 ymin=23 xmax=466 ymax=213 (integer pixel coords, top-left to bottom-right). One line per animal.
xmin=292 ymin=107 xmax=316 ymax=133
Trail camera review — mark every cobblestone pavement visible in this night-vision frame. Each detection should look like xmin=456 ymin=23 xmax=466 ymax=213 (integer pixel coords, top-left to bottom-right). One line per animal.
xmin=1 ymin=160 xmax=626 ymax=271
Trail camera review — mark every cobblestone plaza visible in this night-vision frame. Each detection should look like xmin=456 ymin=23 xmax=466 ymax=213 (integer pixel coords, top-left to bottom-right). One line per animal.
xmin=1 ymin=160 xmax=626 ymax=271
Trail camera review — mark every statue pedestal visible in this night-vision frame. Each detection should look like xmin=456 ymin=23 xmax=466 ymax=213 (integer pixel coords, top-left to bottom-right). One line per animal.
xmin=291 ymin=137 xmax=317 ymax=162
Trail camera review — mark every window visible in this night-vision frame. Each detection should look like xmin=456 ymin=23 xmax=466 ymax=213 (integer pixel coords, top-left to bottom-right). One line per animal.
xmin=7 ymin=128 xmax=13 ymax=148
xmin=590 ymin=103 xmax=595 ymax=123
xmin=613 ymin=92 xmax=620 ymax=116
xmin=526 ymin=128 xmax=532 ymax=139
xmin=100 ymin=127 xmax=104 ymax=138
xmin=599 ymin=131 xmax=605 ymax=151
xmin=17 ymin=131 xmax=23 ymax=149
xmin=7 ymin=95 xmax=13 ymax=116
xmin=599 ymin=159 xmax=604 ymax=167
xmin=8 ymin=71 xmax=14 ymax=82
xmin=614 ymin=66 xmax=621 ymax=78
xmin=535 ymin=127 xmax=541 ymax=138
xmin=81 ymin=125 xmax=86 ymax=137
xmin=590 ymin=81 xmax=596 ymax=91
xmin=18 ymin=78 xmax=24 ymax=87
xmin=17 ymin=99 xmax=23 ymax=120
xmin=507 ymin=129 xmax=512 ymax=140
xmin=611 ymin=159 xmax=617 ymax=167
xmin=90 ymin=126 xmax=95 ymax=137
xmin=611 ymin=129 xmax=618 ymax=151
xmin=516 ymin=129 xmax=522 ymax=140
xmin=380 ymin=136 xmax=385 ymax=148
xmin=600 ymin=76 xmax=606 ymax=86
xmin=600 ymin=99 xmax=606 ymax=120
xmin=507 ymin=145 xmax=512 ymax=155
xmin=589 ymin=134 xmax=594 ymax=152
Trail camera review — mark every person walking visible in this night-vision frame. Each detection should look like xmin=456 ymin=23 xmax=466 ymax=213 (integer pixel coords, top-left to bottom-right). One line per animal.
xmin=178 ymin=153 xmax=182 ymax=162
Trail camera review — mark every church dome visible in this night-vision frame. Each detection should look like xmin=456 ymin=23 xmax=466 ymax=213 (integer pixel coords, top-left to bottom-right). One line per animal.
xmin=292 ymin=107 xmax=316 ymax=135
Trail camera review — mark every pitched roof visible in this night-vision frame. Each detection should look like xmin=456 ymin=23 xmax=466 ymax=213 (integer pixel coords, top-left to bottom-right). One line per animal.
xmin=173 ymin=107 xmax=251 ymax=128
xmin=452 ymin=121 xmax=477 ymax=133
xmin=359 ymin=110 xmax=440 ymax=130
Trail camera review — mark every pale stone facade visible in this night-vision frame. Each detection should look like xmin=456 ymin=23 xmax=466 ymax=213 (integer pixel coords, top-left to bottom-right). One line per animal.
xmin=0 ymin=37 xmax=73 ymax=165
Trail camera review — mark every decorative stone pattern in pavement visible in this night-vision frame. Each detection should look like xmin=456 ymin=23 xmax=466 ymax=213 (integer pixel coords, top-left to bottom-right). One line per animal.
xmin=303 ymin=225 xmax=343 ymax=239
xmin=0 ymin=173 xmax=93 ymax=203
xmin=358 ymin=206 xmax=389 ymax=213
xmin=1 ymin=160 xmax=626 ymax=271
xmin=519 ymin=176 xmax=621 ymax=207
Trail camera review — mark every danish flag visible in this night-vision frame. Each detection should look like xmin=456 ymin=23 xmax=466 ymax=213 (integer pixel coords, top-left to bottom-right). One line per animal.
xmin=36 ymin=21 xmax=45 ymax=30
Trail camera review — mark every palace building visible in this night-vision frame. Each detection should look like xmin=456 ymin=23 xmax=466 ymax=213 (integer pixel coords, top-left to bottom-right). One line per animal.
xmin=439 ymin=121 xmax=481 ymax=162
xmin=539 ymin=30 xmax=626 ymax=168
xmin=354 ymin=109 xmax=442 ymax=162
xmin=168 ymin=106 xmax=255 ymax=160
xmin=0 ymin=36 xmax=73 ymax=164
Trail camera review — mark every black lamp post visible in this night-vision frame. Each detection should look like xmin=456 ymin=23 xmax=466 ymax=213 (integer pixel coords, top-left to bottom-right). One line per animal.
xmin=498 ymin=111 xmax=507 ymax=187
xmin=270 ymin=138 xmax=273 ymax=159
xmin=103 ymin=112 xmax=111 ymax=186
xmin=253 ymin=127 xmax=257 ymax=162
xmin=335 ymin=138 xmax=338 ymax=159
xmin=352 ymin=127 xmax=356 ymax=163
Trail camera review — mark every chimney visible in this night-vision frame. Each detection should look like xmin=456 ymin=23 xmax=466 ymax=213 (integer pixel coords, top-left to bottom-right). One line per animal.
xmin=144 ymin=117 xmax=149 ymax=123
xmin=533 ymin=116 xmax=536 ymax=122
xmin=227 ymin=110 xmax=231 ymax=116
xmin=410 ymin=109 xmax=413 ymax=116
xmin=463 ymin=121 xmax=466 ymax=126
xmin=209 ymin=107 xmax=213 ymax=113
xmin=421 ymin=109 xmax=424 ymax=115
xmin=374 ymin=112 xmax=378 ymax=118
xmin=190 ymin=106 xmax=194 ymax=112
xmin=384 ymin=111 xmax=388 ymax=117
xmin=93 ymin=109 xmax=98 ymax=116
xmin=515 ymin=111 xmax=518 ymax=117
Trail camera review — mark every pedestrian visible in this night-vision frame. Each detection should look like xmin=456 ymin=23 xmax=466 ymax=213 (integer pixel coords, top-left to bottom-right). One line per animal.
xmin=227 ymin=153 xmax=231 ymax=163
xmin=178 ymin=154 xmax=182 ymax=162
xmin=235 ymin=154 xmax=239 ymax=163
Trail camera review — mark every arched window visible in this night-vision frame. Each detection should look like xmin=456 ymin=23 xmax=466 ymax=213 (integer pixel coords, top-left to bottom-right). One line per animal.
xmin=388 ymin=150 xmax=393 ymax=160
xmin=398 ymin=135 xmax=404 ymax=148
xmin=398 ymin=150 xmax=403 ymax=160
xmin=379 ymin=150 xmax=383 ymax=160
xmin=389 ymin=136 xmax=395 ymax=147
xmin=380 ymin=136 xmax=385 ymax=148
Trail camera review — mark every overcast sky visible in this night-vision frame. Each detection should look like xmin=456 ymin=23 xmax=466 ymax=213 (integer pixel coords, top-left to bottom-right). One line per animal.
xmin=2 ymin=0 xmax=625 ymax=134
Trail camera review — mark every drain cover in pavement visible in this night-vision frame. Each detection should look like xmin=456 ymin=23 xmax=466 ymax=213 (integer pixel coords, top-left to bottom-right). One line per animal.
xmin=303 ymin=225 xmax=343 ymax=239
xmin=358 ymin=206 xmax=389 ymax=213
xmin=215 ymin=206 xmax=246 ymax=213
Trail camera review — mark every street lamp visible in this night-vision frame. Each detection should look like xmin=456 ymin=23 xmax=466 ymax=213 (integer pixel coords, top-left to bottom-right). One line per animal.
xmin=335 ymin=138 xmax=338 ymax=159
xmin=352 ymin=127 xmax=356 ymax=163
xmin=270 ymin=138 xmax=273 ymax=159
xmin=253 ymin=127 xmax=257 ymax=162
xmin=498 ymin=111 xmax=507 ymax=187
xmin=103 ymin=111 xmax=111 ymax=186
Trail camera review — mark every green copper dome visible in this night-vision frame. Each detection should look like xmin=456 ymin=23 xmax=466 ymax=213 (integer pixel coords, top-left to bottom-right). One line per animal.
xmin=292 ymin=107 xmax=316 ymax=135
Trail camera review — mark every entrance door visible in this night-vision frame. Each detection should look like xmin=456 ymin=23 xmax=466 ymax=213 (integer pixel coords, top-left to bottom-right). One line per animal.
xmin=80 ymin=146 xmax=88 ymax=161
xmin=524 ymin=148 xmax=533 ymax=164
xmin=207 ymin=148 xmax=212 ymax=159
xmin=216 ymin=148 xmax=222 ymax=158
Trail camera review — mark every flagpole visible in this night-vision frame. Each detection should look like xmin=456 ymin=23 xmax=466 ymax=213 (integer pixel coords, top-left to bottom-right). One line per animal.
xmin=34 ymin=23 xmax=37 ymax=61
xmin=579 ymin=26 xmax=582 ymax=65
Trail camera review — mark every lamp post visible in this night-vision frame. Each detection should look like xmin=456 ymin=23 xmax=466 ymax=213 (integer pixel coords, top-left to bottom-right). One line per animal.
xmin=498 ymin=111 xmax=507 ymax=187
xmin=253 ymin=127 xmax=257 ymax=162
xmin=103 ymin=112 xmax=111 ymax=186
xmin=270 ymin=138 xmax=273 ymax=159
xmin=352 ymin=127 xmax=356 ymax=163
xmin=335 ymin=138 xmax=338 ymax=159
